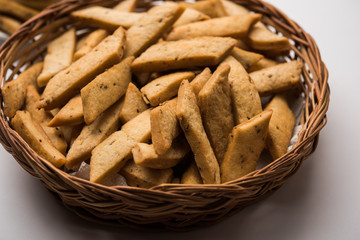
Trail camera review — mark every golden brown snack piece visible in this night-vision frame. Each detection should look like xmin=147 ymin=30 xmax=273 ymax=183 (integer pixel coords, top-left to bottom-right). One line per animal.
xmin=0 ymin=0 xmax=38 ymax=21
xmin=220 ymin=110 xmax=272 ymax=183
xmin=113 ymin=0 xmax=137 ymax=12
xmin=25 ymin=86 xmax=67 ymax=154
xmin=235 ymin=39 xmax=251 ymax=51
xmin=124 ymin=4 xmax=185 ymax=57
xmin=48 ymin=95 xmax=83 ymax=127
xmin=89 ymin=109 xmax=151 ymax=183
xmin=181 ymin=161 xmax=202 ymax=184
xmin=166 ymin=14 xmax=261 ymax=41
xmin=221 ymin=56 xmax=262 ymax=125
xmin=90 ymin=131 xmax=136 ymax=183
xmin=119 ymin=82 xmax=149 ymax=123
xmin=150 ymin=68 xmax=211 ymax=155
xmin=176 ymin=80 xmax=220 ymax=184
xmin=81 ymin=56 xmax=134 ymax=125
xmin=198 ymin=64 xmax=233 ymax=163
xmin=150 ymin=98 xmax=179 ymax=155
xmin=265 ymin=95 xmax=296 ymax=160
xmin=257 ymin=48 xmax=291 ymax=59
xmin=189 ymin=67 xmax=212 ymax=96
xmin=11 ymin=111 xmax=66 ymax=168
xmin=173 ymin=8 xmax=210 ymax=27
xmin=37 ymin=28 xmax=76 ymax=87
xmin=0 ymin=15 xmax=21 ymax=35
xmin=120 ymin=160 xmax=173 ymax=188
xmin=221 ymin=0 xmax=249 ymax=16
xmin=38 ymin=27 xmax=126 ymax=110
xmin=71 ymin=6 xmax=144 ymax=30
xmin=178 ymin=0 xmax=227 ymax=18
xmin=134 ymin=71 xmax=152 ymax=86
xmin=2 ymin=62 xmax=43 ymax=118
xmin=65 ymin=99 xmax=124 ymax=169
xmin=121 ymin=109 xmax=151 ymax=142
xmin=60 ymin=124 xmax=83 ymax=147
xmin=248 ymin=22 xmax=290 ymax=51
xmin=131 ymin=36 xmax=237 ymax=72
xmin=132 ymin=137 xmax=189 ymax=169
xmin=73 ymin=29 xmax=109 ymax=61
xmin=230 ymin=47 xmax=263 ymax=70
xmin=247 ymin=57 xmax=278 ymax=72
xmin=141 ymin=71 xmax=195 ymax=107
xmin=75 ymin=34 xmax=87 ymax=53
xmin=249 ymin=60 xmax=303 ymax=96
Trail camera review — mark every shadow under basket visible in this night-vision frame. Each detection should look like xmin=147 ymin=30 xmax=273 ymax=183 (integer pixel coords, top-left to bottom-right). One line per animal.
xmin=0 ymin=0 xmax=329 ymax=231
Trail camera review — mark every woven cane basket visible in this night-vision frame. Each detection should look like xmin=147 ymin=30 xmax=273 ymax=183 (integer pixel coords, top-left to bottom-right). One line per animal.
xmin=0 ymin=0 xmax=329 ymax=231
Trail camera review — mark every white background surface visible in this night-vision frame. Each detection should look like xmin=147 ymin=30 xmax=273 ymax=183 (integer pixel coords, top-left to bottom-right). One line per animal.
xmin=1 ymin=0 xmax=359 ymax=239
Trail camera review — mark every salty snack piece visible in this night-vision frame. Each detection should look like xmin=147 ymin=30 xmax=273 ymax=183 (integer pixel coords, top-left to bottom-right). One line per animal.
xmin=119 ymin=82 xmax=149 ymax=123
xmin=60 ymin=124 xmax=83 ymax=147
xmin=249 ymin=60 xmax=303 ymax=96
xmin=247 ymin=57 xmax=278 ymax=72
xmin=65 ymin=99 xmax=124 ymax=169
xmin=221 ymin=56 xmax=262 ymax=125
xmin=189 ymin=67 xmax=212 ymax=96
xmin=48 ymin=95 xmax=83 ymax=127
xmin=198 ymin=64 xmax=233 ymax=163
xmin=150 ymin=68 xmax=211 ymax=155
xmin=113 ymin=0 xmax=137 ymax=12
xmin=166 ymin=14 xmax=261 ymax=41
xmin=265 ymin=95 xmax=296 ymax=160
xmin=71 ymin=6 xmax=144 ymax=30
xmin=257 ymin=48 xmax=290 ymax=59
xmin=121 ymin=160 xmax=173 ymax=188
xmin=178 ymin=0 xmax=227 ymax=18
xmin=151 ymin=98 xmax=179 ymax=155
xmin=11 ymin=111 xmax=66 ymax=168
xmin=81 ymin=56 xmax=134 ymax=125
xmin=73 ymin=29 xmax=109 ymax=61
xmin=248 ymin=22 xmax=290 ymax=51
xmin=222 ymin=0 xmax=289 ymax=52
xmin=176 ymin=80 xmax=220 ymax=184
xmin=131 ymin=36 xmax=237 ymax=72
xmin=173 ymin=8 xmax=210 ymax=27
xmin=132 ymin=137 xmax=190 ymax=169
xmin=0 ymin=0 xmax=38 ymax=21
xmin=121 ymin=109 xmax=151 ymax=142
xmin=181 ymin=161 xmax=202 ymax=184
xmin=124 ymin=4 xmax=185 ymax=57
xmin=235 ymin=38 xmax=251 ymax=51
xmin=90 ymin=109 xmax=151 ymax=183
xmin=37 ymin=28 xmax=76 ymax=87
xmin=38 ymin=27 xmax=126 ymax=110
xmin=230 ymin=47 xmax=263 ymax=70
xmin=141 ymin=71 xmax=195 ymax=106
xmin=90 ymin=131 xmax=136 ymax=183
xmin=25 ymin=86 xmax=68 ymax=154
xmin=2 ymin=62 xmax=43 ymax=118
xmin=134 ymin=71 xmax=152 ymax=86
xmin=0 ymin=15 xmax=21 ymax=35
xmin=220 ymin=110 xmax=272 ymax=183
xmin=222 ymin=0 xmax=249 ymax=16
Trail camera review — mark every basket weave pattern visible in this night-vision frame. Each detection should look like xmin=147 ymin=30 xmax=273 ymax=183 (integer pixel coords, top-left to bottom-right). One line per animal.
xmin=0 ymin=0 xmax=329 ymax=231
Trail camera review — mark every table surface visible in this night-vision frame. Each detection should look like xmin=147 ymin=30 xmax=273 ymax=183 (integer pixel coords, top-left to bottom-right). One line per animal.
xmin=1 ymin=0 xmax=359 ymax=239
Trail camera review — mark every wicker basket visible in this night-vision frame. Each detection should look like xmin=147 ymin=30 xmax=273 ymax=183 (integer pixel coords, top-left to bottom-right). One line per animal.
xmin=0 ymin=0 xmax=329 ymax=231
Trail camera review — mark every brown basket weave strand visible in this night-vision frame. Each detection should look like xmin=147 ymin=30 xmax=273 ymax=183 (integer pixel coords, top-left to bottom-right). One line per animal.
xmin=0 ymin=0 xmax=329 ymax=231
